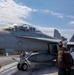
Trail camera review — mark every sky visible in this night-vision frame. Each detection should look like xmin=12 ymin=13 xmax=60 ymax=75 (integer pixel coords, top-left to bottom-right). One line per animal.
xmin=0 ymin=0 xmax=74 ymax=41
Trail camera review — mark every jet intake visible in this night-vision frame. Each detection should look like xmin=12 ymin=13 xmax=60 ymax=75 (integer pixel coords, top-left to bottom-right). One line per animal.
xmin=28 ymin=53 xmax=56 ymax=63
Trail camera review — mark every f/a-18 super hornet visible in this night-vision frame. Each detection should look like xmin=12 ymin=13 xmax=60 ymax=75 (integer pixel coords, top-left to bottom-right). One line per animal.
xmin=0 ymin=24 xmax=64 ymax=71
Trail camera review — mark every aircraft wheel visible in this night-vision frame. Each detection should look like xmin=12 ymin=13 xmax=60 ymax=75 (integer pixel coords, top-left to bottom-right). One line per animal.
xmin=21 ymin=63 xmax=28 ymax=71
xmin=17 ymin=63 xmax=22 ymax=70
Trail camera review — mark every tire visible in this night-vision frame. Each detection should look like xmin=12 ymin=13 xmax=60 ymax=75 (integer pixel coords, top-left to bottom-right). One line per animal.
xmin=21 ymin=63 xmax=28 ymax=71
xmin=17 ymin=63 xmax=22 ymax=70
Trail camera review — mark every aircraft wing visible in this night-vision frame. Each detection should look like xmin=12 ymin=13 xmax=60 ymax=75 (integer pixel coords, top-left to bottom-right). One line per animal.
xmin=17 ymin=36 xmax=61 ymax=44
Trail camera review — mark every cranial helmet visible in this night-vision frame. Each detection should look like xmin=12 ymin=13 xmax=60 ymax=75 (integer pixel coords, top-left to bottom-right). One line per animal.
xmin=58 ymin=41 xmax=63 ymax=48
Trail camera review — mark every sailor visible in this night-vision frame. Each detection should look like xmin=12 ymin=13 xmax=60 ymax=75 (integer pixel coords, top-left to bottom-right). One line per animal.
xmin=57 ymin=41 xmax=73 ymax=75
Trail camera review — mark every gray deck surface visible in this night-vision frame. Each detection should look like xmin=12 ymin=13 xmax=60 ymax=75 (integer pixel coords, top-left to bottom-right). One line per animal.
xmin=13 ymin=63 xmax=58 ymax=75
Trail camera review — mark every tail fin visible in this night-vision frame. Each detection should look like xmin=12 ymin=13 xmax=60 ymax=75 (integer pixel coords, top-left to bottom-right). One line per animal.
xmin=54 ymin=29 xmax=67 ymax=41
xmin=69 ymin=35 xmax=74 ymax=42
xmin=54 ymin=29 xmax=62 ymax=40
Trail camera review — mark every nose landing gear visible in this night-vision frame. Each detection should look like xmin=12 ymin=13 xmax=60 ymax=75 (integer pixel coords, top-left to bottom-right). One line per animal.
xmin=17 ymin=63 xmax=28 ymax=71
xmin=17 ymin=52 xmax=32 ymax=71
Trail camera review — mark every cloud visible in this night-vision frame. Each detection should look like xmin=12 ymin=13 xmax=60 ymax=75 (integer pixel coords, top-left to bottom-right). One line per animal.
xmin=0 ymin=0 xmax=32 ymax=26
xmin=0 ymin=0 xmax=73 ymax=26
xmin=49 ymin=11 xmax=64 ymax=18
xmin=69 ymin=21 xmax=74 ymax=25
xmin=43 ymin=10 xmax=64 ymax=18
xmin=33 ymin=9 xmax=74 ymax=19
xmin=67 ymin=15 xmax=74 ymax=18
xmin=33 ymin=9 xmax=64 ymax=18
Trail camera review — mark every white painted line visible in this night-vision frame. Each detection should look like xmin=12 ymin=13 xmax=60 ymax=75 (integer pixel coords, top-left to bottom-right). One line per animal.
xmin=0 ymin=62 xmax=18 ymax=73
xmin=43 ymin=72 xmax=57 ymax=75
xmin=7 ymin=69 xmax=17 ymax=75
xmin=0 ymin=66 xmax=17 ymax=75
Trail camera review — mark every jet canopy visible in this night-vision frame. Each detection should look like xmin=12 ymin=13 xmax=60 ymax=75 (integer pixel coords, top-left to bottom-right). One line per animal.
xmin=4 ymin=24 xmax=41 ymax=32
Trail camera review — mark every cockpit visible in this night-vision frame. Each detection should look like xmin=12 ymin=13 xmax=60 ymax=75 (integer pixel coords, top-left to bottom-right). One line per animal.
xmin=4 ymin=24 xmax=41 ymax=32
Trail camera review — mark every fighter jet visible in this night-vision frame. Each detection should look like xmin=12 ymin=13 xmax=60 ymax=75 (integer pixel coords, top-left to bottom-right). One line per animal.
xmin=0 ymin=24 xmax=61 ymax=71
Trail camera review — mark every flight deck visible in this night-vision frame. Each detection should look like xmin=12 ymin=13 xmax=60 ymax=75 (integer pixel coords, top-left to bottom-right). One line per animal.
xmin=0 ymin=62 xmax=58 ymax=75
xmin=0 ymin=55 xmax=74 ymax=75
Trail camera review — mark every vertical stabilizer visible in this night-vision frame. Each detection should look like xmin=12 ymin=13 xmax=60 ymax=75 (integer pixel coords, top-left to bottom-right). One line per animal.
xmin=70 ymin=35 xmax=74 ymax=42
xmin=54 ymin=29 xmax=62 ymax=40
